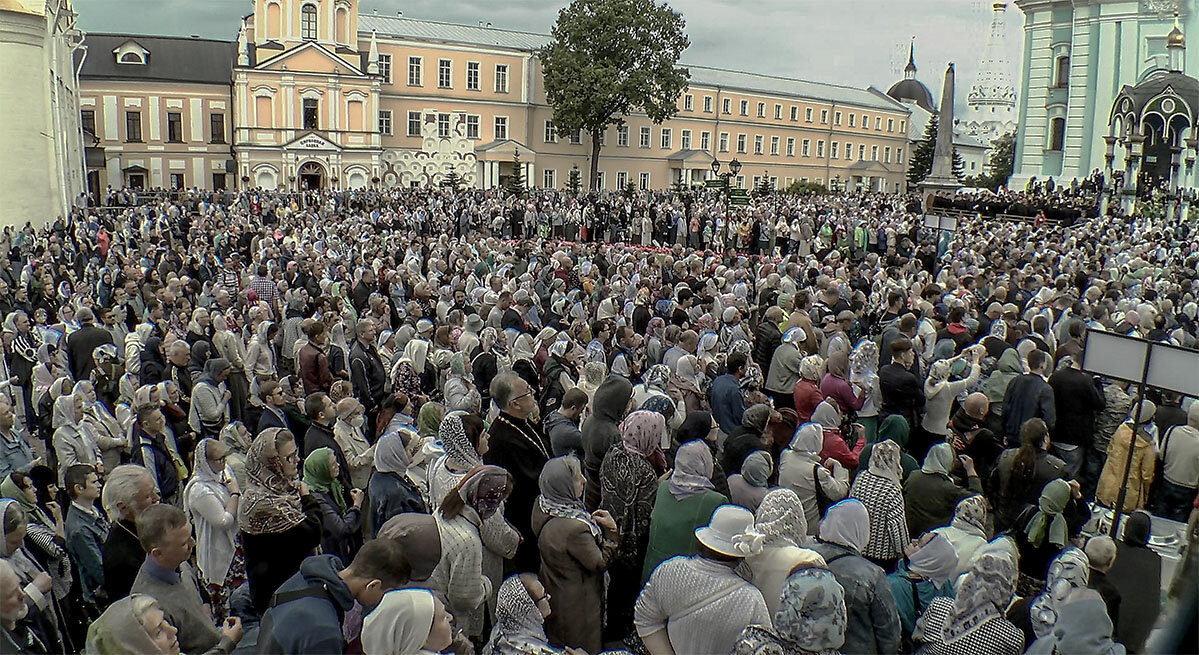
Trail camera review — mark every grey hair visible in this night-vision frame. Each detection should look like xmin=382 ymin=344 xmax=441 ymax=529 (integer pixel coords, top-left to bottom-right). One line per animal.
xmin=1084 ymin=535 xmax=1117 ymax=570
xmin=0 ymin=558 xmax=16 ymax=584
xmin=167 ymin=340 xmax=190 ymax=356
xmin=129 ymin=594 xmax=161 ymax=630
xmin=490 ymin=372 xmax=524 ymax=410
xmin=102 ymin=464 xmax=152 ymax=517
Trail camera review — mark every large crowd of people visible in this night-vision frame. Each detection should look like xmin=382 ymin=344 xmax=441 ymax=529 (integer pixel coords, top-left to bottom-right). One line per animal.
xmin=0 ymin=181 xmax=1196 ymax=655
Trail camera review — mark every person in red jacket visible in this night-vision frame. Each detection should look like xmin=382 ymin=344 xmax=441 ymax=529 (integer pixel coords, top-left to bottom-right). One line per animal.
xmin=813 ymin=399 xmax=866 ymax=471
xmin=793 ymin=354 xmax=825 ymax=423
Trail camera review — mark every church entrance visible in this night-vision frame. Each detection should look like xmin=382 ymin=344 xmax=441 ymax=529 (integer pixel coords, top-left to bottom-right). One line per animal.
xmin=298 ymin=161 xmax=326 ymax=190
xmin=1141 ymin=134 xmax=1173 ymax=190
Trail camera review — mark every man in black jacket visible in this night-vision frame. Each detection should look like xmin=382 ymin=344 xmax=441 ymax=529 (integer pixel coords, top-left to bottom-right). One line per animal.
xmin=1002 ymin=349 xmax=1056 ymax=446
xmin=65 ymin=307 xmax=115 ymax=382
xmin=483 ymin=372 xmax=549 ymax=572
xmin=349 ymin=320 xmax=386 ymax=439
xmin=1048 ymin=356 xmax=1106 ymax=477
xmin=879 ymin=337 xmax=925 ymax=454
xmin=752 ymin=307 xmax=783 ymax=373
xmin=303 ymin=393 xmax=353 ymax=493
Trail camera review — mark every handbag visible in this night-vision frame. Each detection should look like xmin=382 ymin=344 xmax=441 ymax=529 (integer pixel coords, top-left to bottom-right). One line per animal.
xmin=812 ymin=462 xmax=833 ymax=516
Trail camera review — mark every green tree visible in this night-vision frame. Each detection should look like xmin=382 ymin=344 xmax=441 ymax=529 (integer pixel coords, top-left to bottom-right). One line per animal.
xmin=984 ymin=131 xmax=1016 ymax=190
xmin=441 ymin=169 xmax=463 ymax=191
xmin=783 ymin=180 xmax=829 ymax=196
xmin=567 ymin=166 xmax=582 ymax=196
xmin=755 ymin=175 xmax=773 ymax=197
xmin=506 ymin=151 xmax=526 ymax=198
xmin=952 ymin=148 xmax=966 ymax=182
xmin=539 ymin=0 xmax=690 ymax=192
xmin=907 ymin=113 xmax=938 ymax=189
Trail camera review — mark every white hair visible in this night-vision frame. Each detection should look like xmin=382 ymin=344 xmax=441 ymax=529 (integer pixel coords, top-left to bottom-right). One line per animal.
xmin=101 ymin=464 xmax=152 ymax=518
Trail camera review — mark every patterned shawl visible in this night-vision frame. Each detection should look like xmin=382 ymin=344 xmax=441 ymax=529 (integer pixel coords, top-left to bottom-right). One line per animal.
xmin=238 ymin=428 xmax=306 ymax=535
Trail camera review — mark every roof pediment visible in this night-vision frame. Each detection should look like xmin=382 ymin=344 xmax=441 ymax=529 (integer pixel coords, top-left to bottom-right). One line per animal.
xmin=284 ymin=131 xmax=342 ymax=152
xmin=254 ymin=41 xmax=365 ymax=76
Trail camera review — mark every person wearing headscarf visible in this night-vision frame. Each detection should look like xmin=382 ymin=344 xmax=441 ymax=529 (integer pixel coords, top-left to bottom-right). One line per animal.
xmin=332 ymin=398 xmax=376 ymax=491
xmin=821 ymin=350 xmax=865 ymax=418
xmin=903 ymin=443 xmax=983 ymax=538
xmin=728 ymin=450 xmax=773 ymax=512
xmin=812 ymin=399 xmax=865 ymax=471
xmin=1024 ymin=588 xmax=1126 ymax=655
xmin=188 ymin=357 xmax=231 ymax=440
xmin=849 ymin=439 xmax=909 ymax=570
xmin=722 ymin=403 xmax=774 ymax=475
xmin=444 ymin=351 xmax=482 ymax=414
xmin=187 ymin=340 xmax=212 ymax=382
xmin=210 ymin=314 xmax=250 ymax=423
xmin=642 ymin=439 xmax=728 ymax=584
xmin=809 ymin=499 xmax=901 ymax=655
xmin=886 ymin=532 xmax=959 ymax=637
xmin=742 ymin=489 xmax=826 ymax=616
xmin=793 ymin=355 xmax=826 ymax=424
xmin=914 ymin=538 xmax=1024 ymax=655
xmin=1096 ymin=400 xmax=1158 ymax=512
xmin=779 ymin=423 xmax=849 ymax=534
xmin=302 ymin=446 xmax=362 ymax=563
xmin=1012 ymin=478 xmax=1088 ymax=596
xmin=368 ymin=430 xmax=428 ymax=537
xmin=182 ymin=438 xmax=245 ymax=622
xmin=362 ymin=588 xmax=454 ymax=655
xmin=1006 ymin=545 xmax=1089 ymax=647
xmin=922 ymin=347 xmax=983 ymax=447
xmin=244 ymin=321 xmax=278 ymax=382
xmin=84 ymin=594 xmax=241 ymax=655
xmin=599 ymin=409 xmax=666 ymax=641
xmin=632 ymin=363 xmax=685 ymax=434
xmin=857 ymin=414 xmax=920 ymax=483
xmin=928 ymin=495 xmax=990 ymax=576
xmin=1105 ymin=510 xmax=1161 ymax=653
xmin=481 ymin=574 xmax=569 ymax=655
xmin=530 ymin=455 xmax=618 ymax=652
xmin=849 ymin=339 xmax=882 ymax=443
xmin=217 ymin=422 xmax=251 ymax=490
xmin=74 ymin=379 xmax=127 ymax=473
xmin=581 ymin=375 xmax=633 ymax=509
xmin=428 ymin=465 xmax=513 ymax=639
xmin=1 ymin=498 xmax=67 ymax=653
xmin=238 ymin=428 xmax=323 ymax=615
xmin=669 ymin=354 xmax=708 ymax=414
xmin=52 ymin=392 xmax=102 ymax=480
xmin=765 ymin=326 xmax=806 ymax=413
xmin=733 ymin=566 xmax=848 ymax=655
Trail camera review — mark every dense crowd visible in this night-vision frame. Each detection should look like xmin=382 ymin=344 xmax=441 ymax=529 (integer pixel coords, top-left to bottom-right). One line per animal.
xmin=0 ymin=182 xmax=1197 ymax=655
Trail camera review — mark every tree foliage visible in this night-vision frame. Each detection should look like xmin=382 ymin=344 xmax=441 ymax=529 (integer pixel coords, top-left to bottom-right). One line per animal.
xmin=506 ymin=151 xmax=526 ymax=198
xmin=567 ymin=167 xmax=583 ymax=195
xmin=907 ymin=113 xmax=938 ymax=189
xmin=783 ymin=180 xmax=829 ymax=196
xmin=441 ymin=169 xmax=463 ymax=191
xmin=985 ymin=132 xmax=1016 ymax=190
xmin=539 ymin=0 xmax=690 ymax=191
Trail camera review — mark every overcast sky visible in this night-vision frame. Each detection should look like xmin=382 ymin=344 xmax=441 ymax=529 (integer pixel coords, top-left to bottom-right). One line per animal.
xmin=75 ymin=0 xmax=1024 ymax=107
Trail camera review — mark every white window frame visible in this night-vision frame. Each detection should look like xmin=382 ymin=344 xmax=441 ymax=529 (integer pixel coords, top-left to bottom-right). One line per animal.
xmin=378 ymin=109 xmax=392 ymax=135
xmin=466 ymin=61 xmax=480 ymax=91
xmin=722 ymin=98 xmax=732 ymax=114
xmin=786 ymin=137 xmax=795 ymax=156
xmin=437 ymin=58 xmax=452 ymax=89
xmin=544 ymin=120 xmax=557 ymax=143
xmin=849 ymin=114 xmax=856 ymax=127
xmin=639 ymin=171 xmax=650 ymax=190
xmin=817 ymin=140 xmax=825 ymax=157
xmin=377 ymin=53 xmax=392 ymax=84
xmin=790 ymin=106 xmax=798 ymax=121
xmin=300 ymin=3 xmax=318 ymax=41
xmin=617 ymin=124 xmax=629 ymax=147
xmin=684 ymin=94 xmax=693 ymax=111
xmin=465 ymin=114 xmax=480 ymax=139
xmin=834 ymin=110 xmax=842 ymax=126
xmin=617 ymin=171 xmax=628 ymax=189
xmin=871 ymin=145 xmax=879 ymax=161
xmin=700 ymin=131 xmax=710 ymax=151
xmin=494 ymin=64 xmax=509 ymax=93
xmin=737 ymin=133 xmax=747 ymax=153
xmin=543 ymin=168 xmax=556 ymax=188
xmin=739 ymin=99 xmax=748 ymax=115
xmin=494 ymin=115 xmax=508 ymax=140
xmin=770 ymin=135 xmax=779 ymax=155
xmin=802 ymin=139 xmax=810 ymax=157
xmin=407 ymin=110 xmax=421 ymax=136
xmin=407 ymin=57 xmax=422 ymax=86
xmin=753 ymin=135 xmax=763 ymax=154
xmin=896 ymin=147 xmax=904 ymax=163
xmin=437 ymin=113 xmax=450 ymax=138
xmin=661 ymin=128 xmax=671 ymax=149
xmin=831 ymin=142 xmax=839 ymax=159
xmin=704 ymin=96 xmax=713 ymax=112
xmin=805 ymin=107 xmax=813 ymax=122
xmin=569 ymin=129 xmax=582 ymax=145
xmin=756 ymin=101 xmax=765 ymax=117
xmin=774 ymin=104 xmax=782 ymax=119
xmin=884 ymin=146 xmax=891 ymax=163
xmin=845 ymin=142 xmax=853 ymax=160
xmin=719 ymin=132 xmax=729 ymax=152
xmin=681 ymin=129 xmax=692 ymax=150
xmin=820 ymin=109 xmax=828 ymax=124
xmin=639 ymin=126 xmax=651 ymax=148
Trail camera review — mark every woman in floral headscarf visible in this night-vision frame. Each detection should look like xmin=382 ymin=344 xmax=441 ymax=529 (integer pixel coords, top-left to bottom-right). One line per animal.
xmin=482 ymin=574 xmax=567 ymax=655
xmin=743 ymin=489 xmax=826 ymax=616
xmin=428 ymin=465 xmax=514 ymax=639
xmin=929 ymin=495 xmax=990 ymax=576
xmin=599 ymin=409 xmax=666 ymax=641
xmin=1006 ymin=546 xmax=1089 ymax=647
xmin=913 ymin=539 xmax=1024 ymax=655
xmin=733 ymin=567 xmax=848 ymax=655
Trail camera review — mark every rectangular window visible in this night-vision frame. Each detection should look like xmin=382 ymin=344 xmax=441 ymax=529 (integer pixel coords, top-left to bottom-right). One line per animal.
xmin=740 ymin=99 xmax=748 ymax=115
xmin=817 ymin=140 xmax=825 ymax=157
xmin=377 ymin=53 xmax=392 ymax=84
xmin=834 ymin=110 xmax=842 ymax=126
xmin=681 ymin=129 xmax=691 ymax=149
xmin=849 ymin=114 xmax=856 ymax=127
xmin=805 ymin=107 xmax=813 ymax=122
xmin=884 ymin=146 xmax=891 ymax=163
xmin=900 ymin=120 xmax=906 ymax=132
xmin=466 ymin=62 xmax=480 ymax=90
xmin=378 ymin=110 xmax=392 ymax=135
xmin=1055 ymin=55 xmax=1070 ymax=88
xmin=465 ymin=114 xmax=479 ymax=139
xmin=753 ymin=135 xmax=763 ymax=154
xmin=786 ymin=137 xmax=795 ymax=156
xmin=831 ymin=142 xmax=839 ymax=159
xmin=494 ymin=64 xmax=509 ymax=93
xmin=167 ymin=112 xmax=183 ymax=142
xmin=770 ymin=176 xmax=778 ymax=189
xmin=595 ymin=171 xmax=605 ymax=190
xmin=544 ymin=120 xmax=557 ymax=143
xmin=543 ymin=168 xmax=556 ymax=188
xmin=599 ymin=129 xmax=606 ymax=146
xmin=209 ymin=113 xmax=225 ymax=143
xmin=871 ymin=145 xmax=879 ymax=160
xmin=212 ymin=173 xmax=226 ymax=191
xmin=1049 ymin=117 xmax=1065 ymax=150
xmin=722 ymin=98 xmax=731 ymax=114
xmin=887 ymin=118 xmax=894 ymax=132
xmin=81 ymin=110 xmax=96 ymax=136
xmin=661 ymin=128 xmax=671 ymax=149
xmin=639 ymin=171 xmax=650 ymax=190
xmin=704 ymin=96 xmax=713 ymax=112
xmin=300 ymin=7 xmax=317 ymax=40
xmin=437 ymin=59 xmax=452 ymax=88
xmin=875 ymin=117 xmax=882 ymax=130
xmin=617 ymin=171 xmax=628 ymax=189
xmin=770 ymin=135 xmax=779 ymax=155
xmin=408 ymin=56 xmax=422 ymax=86
xmin=752 ymin=175 xmax=760 ymax=188
xmin=735 ymin=175 xmax=745 ymax=189
xmin=494 ymin=115 xmax=508 ymax=140
xmin=774 ymin=104 xmax=782 ymax=119
xmin=820 ymin=109 xmax=828 ymax=124
xmin=169 ymin=173 xmax=184 ymax=189
xmin=801 ymin=138 xmax=810 ymax=157
xmin=861 ymin=114 xmax=868 ymax=128
xmin=719 ymin=132 xmax=729 ymax=152
xmin=756 ymin=101 xmax=765 ymax=117
xmin=859 ymin=144 xmax=866 ymax=160
xmin=737 ymin=133 xmax=747 ymax=153
xmin=700 ymin=131 xmax=710 ymax=151
xmin=639 ymin=126 xmax=651 ymax=147
xmin=437 ymin=113 xmax=450 ymax=138
xmin=684 ymin=94 xmax=693 ymax=111
xmin=408 ymin=111 xmax=421 ymax=136
xmin=844 ymin=142 xmax=852 ymax=160
xmin=790 ymin=106 xmax=798 ymax=121
xmin=569 ymin=129 xmax=582 ymax=145
xmin=896 ymin=147 xmax=904 ymax=163
xmin=617 ymin=124 xmax=629 ymax=147
xmin=303 ymin=99 xmax=318 ymax=130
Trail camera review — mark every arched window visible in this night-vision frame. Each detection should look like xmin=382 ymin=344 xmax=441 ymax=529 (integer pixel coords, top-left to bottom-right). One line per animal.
xmin=1055 ymin=55 xmax=1070 ymax=88
xmin=265 ymin=2 xmax=281 ymax=40
xmin=119 ymin=52 xmax=144 ymax=64
xmin=1049 ymin=117 xmax=1066 ymax=151
xmin=301 ymin=4 xmax=318 ymax=41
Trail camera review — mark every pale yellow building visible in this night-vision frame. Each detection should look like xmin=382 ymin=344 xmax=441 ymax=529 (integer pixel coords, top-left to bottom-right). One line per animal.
xmin=76 ymin=0 xmax=913 ymax=193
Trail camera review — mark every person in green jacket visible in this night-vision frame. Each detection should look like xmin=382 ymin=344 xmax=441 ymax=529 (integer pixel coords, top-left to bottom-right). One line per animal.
xmin=640 ymin=440 xmax=727 ymax=584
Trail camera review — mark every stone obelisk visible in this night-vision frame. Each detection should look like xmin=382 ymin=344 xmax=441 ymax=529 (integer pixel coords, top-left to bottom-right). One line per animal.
xmin=921 ymin=62 xmax=963 ymax=197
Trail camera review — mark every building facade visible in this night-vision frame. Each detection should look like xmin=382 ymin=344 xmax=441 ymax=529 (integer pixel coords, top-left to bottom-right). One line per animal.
xmin=1011 ymin=0 xmax=1197 ymax=188
xmin=0 ymin=0 xmax=85 ymax=225
xmin=71 ymin=0 xmax=912 ymax=193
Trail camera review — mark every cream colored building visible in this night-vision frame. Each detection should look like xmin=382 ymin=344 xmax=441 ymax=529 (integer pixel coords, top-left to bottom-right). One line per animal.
xmin=0 ymin=0 xmax=85 ymax=225
xmin=73 ymin=0 xmax=912 ymax=193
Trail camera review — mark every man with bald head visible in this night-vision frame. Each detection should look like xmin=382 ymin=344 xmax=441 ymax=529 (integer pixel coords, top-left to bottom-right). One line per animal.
xmin=950 ymin=392 xmax=1004 ymax=482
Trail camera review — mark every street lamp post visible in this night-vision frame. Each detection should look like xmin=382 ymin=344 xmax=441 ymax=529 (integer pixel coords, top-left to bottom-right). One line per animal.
xmin=710 ymin=158 xmax=741 ymax=241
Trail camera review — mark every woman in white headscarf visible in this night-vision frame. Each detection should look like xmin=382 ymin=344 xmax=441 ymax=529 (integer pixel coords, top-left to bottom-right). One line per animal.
xmin=393 ymin=339 xmax=431 ymax=400
xmin=741 ymin=488 xmax=825 ymax=616
xmin=849 ymin=439 xmax=908 ymax=570
xmin=75 ymin=379 xmax=128 ymax=472
xmin=183 ymin=438 xmax=245 ymax=621
xmin=481 ymin=574 xmax=566 ymax=655
xmin=362 ymin=588 xmax=455 ymax=655
xmin=778 ymin=423 xmax=849 ymax=533
xmin=52 ymin=392 xmax=102 ymax=478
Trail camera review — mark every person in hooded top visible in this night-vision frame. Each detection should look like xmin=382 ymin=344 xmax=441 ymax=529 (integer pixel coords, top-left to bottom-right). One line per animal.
xmin=904 ymin=443 xmax=983 ymax=538
xmin=1024 ymin=588 xmax=1126 ymax=655
xmin=530 ymin=455 xmax=618 ymax=653
xmin=642 ymin=439 xmax=728 ymax=584
xmin=914 ymin=538 xmax=1024 ymax=655
xmin=362 ymin=588 xmax=455 ymax=655
xmin=857 ymin=414 xmax=919 ymax=482
xmin=732 ymin=566 xmax=848 ymax=655
xmin=850 ymin=439 xmax=909 ymax=570
xmin=1105 ymin=510 xmax=1160 ymax=653
xmin=52 ymin=392 xmax=102 ymax=479
xmin=886 ymin=532 xmax=959 ymax=636
xmin=368 ymin=430 xmax=427 ymax=537
xmin=808 ymin=499 xmax=901 ymax=655
xmin=741 ymin=489 xmax=826 ymax=616
xmin=928 ymin=494 xmax=990 ymax=577
xmin=728 ymin=450 xmax=773 ymax=512
xmin=779 ymin=423 xmax=849 ymax=533
xmin=581 ymin=375 xmax=633 ymax=510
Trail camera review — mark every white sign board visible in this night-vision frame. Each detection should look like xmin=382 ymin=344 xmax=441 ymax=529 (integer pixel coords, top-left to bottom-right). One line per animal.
xmin=1145 ymin=342 xmax=1199 ymax=397
xmin=1081 ymin=331 xmax=1150 ymax=384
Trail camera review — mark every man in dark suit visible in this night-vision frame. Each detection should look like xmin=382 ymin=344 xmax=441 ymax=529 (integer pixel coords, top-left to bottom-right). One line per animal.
xmin=255 ymin=380 xmax=289 ymax=436
xmin=65 ymin=307 xmax=115 ymax=382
